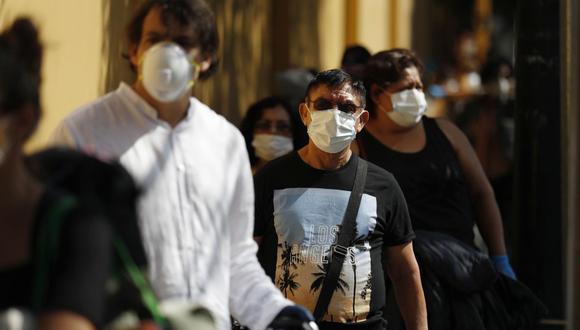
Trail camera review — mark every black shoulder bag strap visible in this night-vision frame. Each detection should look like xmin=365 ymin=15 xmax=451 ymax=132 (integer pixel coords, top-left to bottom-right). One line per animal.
xmin=313 ymin=157 xmax=368 ymax=321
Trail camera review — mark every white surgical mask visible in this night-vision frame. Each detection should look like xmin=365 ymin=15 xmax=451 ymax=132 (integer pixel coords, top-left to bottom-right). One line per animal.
xmin=140 ymin=42 xmax=200 ymax=103
xmin=307 ymin=107 xmax=359 ymax=154
xmin=383 ymin=88 xmax=427 ymax=127
xmin=252 ymin=134 xmax=293 ymax=161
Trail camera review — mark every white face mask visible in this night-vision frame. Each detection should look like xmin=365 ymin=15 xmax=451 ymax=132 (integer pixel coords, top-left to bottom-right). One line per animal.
xmin=383 ymin=89 xmax=427 ymax=127
xmin=307 ymin=107 xmax=359 ymax=154
xmin=252 ymin=134 xmax=294 ymax=161
xmin=140 ymin=42 xmax=200 ymax=103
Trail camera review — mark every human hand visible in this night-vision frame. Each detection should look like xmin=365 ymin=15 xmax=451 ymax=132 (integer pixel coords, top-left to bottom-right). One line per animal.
xmin=267 ymin=305 xmax=318 ymax=330
xmin=491 ymin=254 xmax=516 ymax=280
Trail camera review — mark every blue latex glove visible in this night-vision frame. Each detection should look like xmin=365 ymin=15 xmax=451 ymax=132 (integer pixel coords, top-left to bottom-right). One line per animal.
xmin=491 ymin=255 xmax=516 ymax=280
xmin=268 ymin=305 xmax=318 ymax=330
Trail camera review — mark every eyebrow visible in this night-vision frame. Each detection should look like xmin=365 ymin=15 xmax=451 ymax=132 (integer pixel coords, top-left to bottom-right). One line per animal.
xmin=312 ymin=97 xmax=359 ymax=106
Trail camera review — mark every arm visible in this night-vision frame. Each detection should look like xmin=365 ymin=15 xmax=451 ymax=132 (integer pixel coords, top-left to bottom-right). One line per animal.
xmin=436 ymin=118 xmax=507 ymax=256
xmin=385 ymin=242 xmax=428 ymax=330
xmin=39 ymin=312 xmax=94 ymax=330
xmin=227 ymin=135 xmax=292 ymax=330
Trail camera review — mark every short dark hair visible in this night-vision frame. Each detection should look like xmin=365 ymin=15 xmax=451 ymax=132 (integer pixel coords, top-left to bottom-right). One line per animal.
xmin=304 ymin=69 xmax=366 ymax=109
xmin=126 ymin=0 xmax=219 ymax=79
xmin=0 ymin=18 xmax=42 ymax=122
xmin=363 ymin=48 xmax=424 ymax=115
xmin=240 ymin=96 xmax=300 ymax=166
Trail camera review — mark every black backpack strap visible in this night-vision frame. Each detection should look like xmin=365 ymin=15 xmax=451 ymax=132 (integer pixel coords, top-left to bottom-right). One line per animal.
xmin=32 ymin=194 xmax=76 ymax=311
xmin=313 ymin=157 xmax=368 ymax=321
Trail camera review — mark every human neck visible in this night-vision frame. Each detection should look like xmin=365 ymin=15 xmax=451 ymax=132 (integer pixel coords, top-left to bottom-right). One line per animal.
xmin=0 ymin=156 xmax=42 ymax=214
xmin=298 ymin=142 xmax=352 ymax=171
xmin=133 ymin=82 xmax=190 ymax=128
xmin=252 ymin=159 xmax=268 ymax=175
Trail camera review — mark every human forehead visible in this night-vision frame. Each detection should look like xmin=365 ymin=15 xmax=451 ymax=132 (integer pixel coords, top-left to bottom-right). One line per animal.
xmin=387 ymin=66 xmax=422 ymax=92
xmin=260 ymin=105 xmax=290 ymax=122
xmin=140 ymin=6 xmax=197 ymax=44
xmin=308 ymin=84 xmax=362 ymax=105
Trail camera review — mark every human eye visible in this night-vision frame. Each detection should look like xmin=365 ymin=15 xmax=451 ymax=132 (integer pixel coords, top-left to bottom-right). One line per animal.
xmin=145 ymin=34 xmax=162 ymax=45
xmin=275 ymin=122 xmax=291 ymax=133
xmin=254 ymin=120 xmax=271 ymax=131
xmin=174 ymin=37 xmax=197 ymax=50
xmin=314 ymin=99 xmax=332 ymax=110
xmin=338 ymin=103 xmax=357 ymax=114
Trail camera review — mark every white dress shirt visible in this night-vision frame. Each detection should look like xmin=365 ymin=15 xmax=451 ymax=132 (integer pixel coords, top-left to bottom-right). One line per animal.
xmin=51 ymin=82 xmax=292 ymax=330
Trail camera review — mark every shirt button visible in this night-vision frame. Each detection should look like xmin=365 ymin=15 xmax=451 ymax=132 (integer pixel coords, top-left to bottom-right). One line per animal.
xmin=177 ymin=164 xmax=185 ymax=172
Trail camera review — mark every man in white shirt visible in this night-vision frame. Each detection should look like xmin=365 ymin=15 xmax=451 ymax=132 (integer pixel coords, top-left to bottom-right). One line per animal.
xmin=51 ymin=1 xmax=313 ymax=329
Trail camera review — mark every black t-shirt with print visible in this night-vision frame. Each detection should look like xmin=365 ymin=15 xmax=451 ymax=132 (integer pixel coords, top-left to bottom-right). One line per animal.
xmin=254 ymin=152 xmax=414 ymax=330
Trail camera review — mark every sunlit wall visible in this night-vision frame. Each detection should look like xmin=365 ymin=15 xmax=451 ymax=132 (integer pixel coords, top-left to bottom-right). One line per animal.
xmin=0 ymin=0 xmax=103 ymax=151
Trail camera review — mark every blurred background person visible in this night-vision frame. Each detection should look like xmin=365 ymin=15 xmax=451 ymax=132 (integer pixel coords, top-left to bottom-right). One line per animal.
xmin=357 ymin=48 xmax=545 ymax=329
xmin=240 ymin=96 xmax=300 ymax=174
xmin=274 ymin=68 xmax=315 ymax=149
xmin=0 ymin=17 xmax=119 ymax=330
xmin=457 ymin=57 xmax=516 ymax=248
xmin=340 ymin=44 xmax=371 ymax=82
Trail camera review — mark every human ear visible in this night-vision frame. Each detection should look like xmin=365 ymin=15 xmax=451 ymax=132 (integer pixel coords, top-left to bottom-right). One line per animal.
xmin=128 ymin=42 xmax=140 ymax=69
xmin=356 ymin=110 xmax=369 ymax=133
xmin=370 ymin=84 xmax=383 ymax=105
xmin=298 ymin=103 xmax=310 ymax=127
xmin=198 ymin=55 xmax=212 ymax=73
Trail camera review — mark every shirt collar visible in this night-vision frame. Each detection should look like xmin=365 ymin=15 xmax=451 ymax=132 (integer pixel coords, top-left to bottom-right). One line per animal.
xmin=116 ymin=82 xmax=197 ymax=127
xmin=117 ymin=82 xmax=159 ymax=120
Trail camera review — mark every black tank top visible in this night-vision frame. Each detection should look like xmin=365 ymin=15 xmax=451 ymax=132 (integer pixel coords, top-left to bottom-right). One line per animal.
xmin=358 ymin=117 xmax=475 ymax=245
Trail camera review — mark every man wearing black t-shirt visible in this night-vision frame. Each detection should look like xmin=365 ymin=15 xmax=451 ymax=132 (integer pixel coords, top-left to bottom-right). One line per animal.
xmin=254 ymin=69 xmax=427 ymax=330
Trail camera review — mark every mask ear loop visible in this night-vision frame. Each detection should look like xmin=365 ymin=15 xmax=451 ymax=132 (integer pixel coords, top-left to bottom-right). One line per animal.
xmin=188 ymin=59 xmax=201 ymax=89
xmin=137 ymin=54 xmax=146 ymax=83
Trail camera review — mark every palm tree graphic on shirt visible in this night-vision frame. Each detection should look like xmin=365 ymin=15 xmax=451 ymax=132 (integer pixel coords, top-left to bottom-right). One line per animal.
xmin=277 ymin=242 xmax=301 ymax=297
xmin=309 ymin=264 xmax=350 ymax=295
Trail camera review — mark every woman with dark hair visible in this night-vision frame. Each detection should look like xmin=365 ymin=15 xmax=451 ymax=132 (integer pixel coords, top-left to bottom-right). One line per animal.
xmin=240 ymin=96 xmax=299 ymax=174
xmin=0 ymin=18 xmax=148 ymax=330
xmin=357 ymin=48 xmax=545 ymax=329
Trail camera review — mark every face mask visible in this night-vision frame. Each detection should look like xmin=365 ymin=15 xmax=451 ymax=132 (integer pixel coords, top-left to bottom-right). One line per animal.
xmin=307 ymin=107 xmax=359 ymax=154
xmin=384 ymin=89 xmax=427 ymax=127
xmin=252 ymin=134 xmax=293 ymax=161
xmin=140 ymin=42 xmax=200 ymax=103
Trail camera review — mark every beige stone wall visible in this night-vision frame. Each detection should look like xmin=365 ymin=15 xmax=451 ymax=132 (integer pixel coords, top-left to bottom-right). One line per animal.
xmin=318 ymin=0 xmax=415 ymax=69
xmin=356 ymin=0 xmax=414 ymax=54
xmin=0 ymin=0 xmax=103 ymax=151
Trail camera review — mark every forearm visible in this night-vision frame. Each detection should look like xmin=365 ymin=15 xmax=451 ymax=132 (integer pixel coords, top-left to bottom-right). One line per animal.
xmin=229 ymin=238 xmax=292 ymax=329
xmin=473 ymin=189 xmax=507 ymax=256
xmin=390 ymin=270 xmax=428 ymax=330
